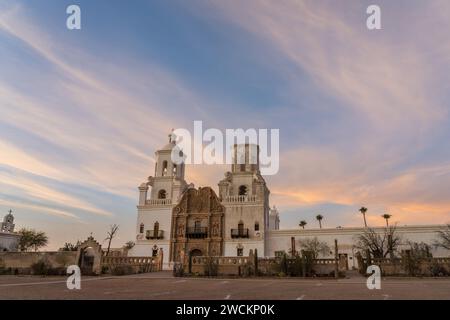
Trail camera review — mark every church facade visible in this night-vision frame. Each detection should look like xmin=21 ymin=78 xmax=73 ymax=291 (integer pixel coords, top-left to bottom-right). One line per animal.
xmin=129 ymin=134 xmax=449 ymax=269
xmin=129 ymin=134 xmax=277 ymax=269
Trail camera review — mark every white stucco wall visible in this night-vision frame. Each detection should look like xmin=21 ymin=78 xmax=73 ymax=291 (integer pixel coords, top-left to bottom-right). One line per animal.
xmin=267 ymin=225 xmax=450 ymax=269
xmin=128 ymin=205 xmax=173 ymax=270
xmin=0 ymin=232 xmax=20 ymax=251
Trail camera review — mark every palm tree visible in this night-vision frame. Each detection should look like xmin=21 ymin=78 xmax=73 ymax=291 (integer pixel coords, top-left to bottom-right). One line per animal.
xmin=299 ymin=220 xmax=307 ymax=229
xmin=359 ymin=207 xmax=368 ymax=227
xmin=382 ymin=214 xmax=392 ymax=227
xmin=316 ymin=214 xmax=323 ymax=229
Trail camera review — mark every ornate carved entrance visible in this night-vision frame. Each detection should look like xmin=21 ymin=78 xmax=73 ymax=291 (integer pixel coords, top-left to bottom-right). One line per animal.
xmin=170 ymin=187 xmax=224 ymax=262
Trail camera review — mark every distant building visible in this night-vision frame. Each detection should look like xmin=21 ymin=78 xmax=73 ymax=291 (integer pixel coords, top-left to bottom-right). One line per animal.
xmin=0 ymin=210 xmax=20 ymax=251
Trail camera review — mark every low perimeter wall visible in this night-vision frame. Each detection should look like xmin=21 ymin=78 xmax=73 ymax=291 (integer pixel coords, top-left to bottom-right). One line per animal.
xmin=369 ymin=258 xmax=450 ymax=276
xmin=184 ymin=256 xmax=339 ymax=277
xmin=0 ymin=251 xmax=78 ymax=275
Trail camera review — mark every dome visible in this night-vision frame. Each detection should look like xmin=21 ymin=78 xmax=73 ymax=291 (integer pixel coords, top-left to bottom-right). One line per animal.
xmin=158 ymin=131 xmax=177 ymax=151
xmin=159 ymin=141 xmax=176 ymax=151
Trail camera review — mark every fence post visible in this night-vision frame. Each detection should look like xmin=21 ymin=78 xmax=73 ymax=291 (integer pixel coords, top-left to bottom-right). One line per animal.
xmin=188 ymin=253 xmax=192 ymax=274
xmin=334 ymin=239 xmax=339 ymax=279
xmin=254 ymin=249 xmax=258 ymax=276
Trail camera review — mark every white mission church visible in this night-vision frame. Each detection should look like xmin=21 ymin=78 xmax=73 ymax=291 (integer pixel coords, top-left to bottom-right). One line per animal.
xmin=128 ymin=133 xmax=449 ymax=270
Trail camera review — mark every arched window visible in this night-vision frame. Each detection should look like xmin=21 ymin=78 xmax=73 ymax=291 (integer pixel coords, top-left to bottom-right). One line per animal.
xmin=173 ymin=164 xmax=177 ymax=175
xmin=154 ymin=221 xmax=159 ymax=234
xmin=238 ymin=221 xmax=244 ymax=232
xmin=158 ymin=189 xmax=166 ymax=199
xmin=139 ymin=223 xmax=144 ymax=233
xmin=240 ymin=164 xmax=246 ymax=172
xmin=254 ymin=222 xmax=259 ymax=231
xmin=237 ymin=247 xmax=243 ymax=256
xmin=238 ymin=185 xmax=248 ymax=196
xmin=162 ymin=160 xmax=168 ymax=176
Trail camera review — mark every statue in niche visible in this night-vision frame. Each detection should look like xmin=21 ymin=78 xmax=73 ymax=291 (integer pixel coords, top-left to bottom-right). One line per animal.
xmin=178 ymin=223 xmax=184 ymax=237
xmin=212 ymin=222 xmax=219 ymax=236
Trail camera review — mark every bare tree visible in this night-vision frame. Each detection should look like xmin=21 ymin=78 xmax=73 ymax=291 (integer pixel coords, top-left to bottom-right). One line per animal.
xmin=105 ymin=224 xmax=119 ymax=256
xmin=298 ymin=237 xmax=330 ymax=259
xmin=354 ymin=226 xmax=401 ymax=259
xmin=434 ymin=225 xmax=450 ymax=250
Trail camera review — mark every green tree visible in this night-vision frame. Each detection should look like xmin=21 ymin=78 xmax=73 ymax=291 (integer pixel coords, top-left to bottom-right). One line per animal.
xmin=18 ymin=228 xmax=48 ymax=252
xmin=123 ymin=241 xmax=135 ymax=250
xmin=316 ymin=214 xmax=323 ymax=229
xmin=299 ymin=220 xmax=307 ymax=229
xmin=359 ymin=207 xmax=368 ymax=227
xmin=59 ymin=241 xmax=81 ymax=251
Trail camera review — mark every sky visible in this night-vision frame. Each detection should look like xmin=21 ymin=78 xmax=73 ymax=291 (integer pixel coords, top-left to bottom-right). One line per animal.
xmin=1 ymin=0 xmax=449 ymax=250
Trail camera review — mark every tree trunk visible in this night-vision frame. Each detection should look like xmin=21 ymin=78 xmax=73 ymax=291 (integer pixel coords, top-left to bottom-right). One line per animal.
xmin=106 ymin=238 xmax=112 ymax=256
xmin=363 ymin=214 xmax=367 ymax=227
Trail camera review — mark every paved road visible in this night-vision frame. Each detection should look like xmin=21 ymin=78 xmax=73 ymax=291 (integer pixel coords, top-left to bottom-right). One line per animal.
xmin=0 ymin=272 xmax=449 ymax=299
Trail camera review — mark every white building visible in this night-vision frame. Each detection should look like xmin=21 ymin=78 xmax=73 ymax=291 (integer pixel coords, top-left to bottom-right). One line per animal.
xmin=218 ymin=144 xmax=272 ymax=257
xmin=267 ymin=225 xmax=450 ymax=269
xmin=0 ymin=210 xmax=20 ymax=252
xmin=128 ymin=133 xmax=187 ymax=269
xmin=129 ymin=133 xmax=449 ymax=269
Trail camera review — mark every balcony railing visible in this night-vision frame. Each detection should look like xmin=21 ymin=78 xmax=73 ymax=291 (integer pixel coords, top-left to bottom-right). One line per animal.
xmin=223 ymin=195 xmax=258 ymax=203
xmin=146 ymin=230 xmax=164 ymax=240
xmin=186 ymin=227 xmax=208 ymax=239
xmin=145 ymin=199 xmax=172 ymax=206
xmin=231 ymin=228 xmax=249 ymax=238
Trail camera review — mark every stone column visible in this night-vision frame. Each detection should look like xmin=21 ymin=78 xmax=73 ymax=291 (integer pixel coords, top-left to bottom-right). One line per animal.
xmin=138 ymin=183 xmax=149 ymax=205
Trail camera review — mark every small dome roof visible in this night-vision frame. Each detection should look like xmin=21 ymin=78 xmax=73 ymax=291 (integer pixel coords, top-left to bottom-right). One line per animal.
xmin=159 ymin=141 xmax=176 ymax=151
xmin=158 ymin=131 xmax=177 ymax=151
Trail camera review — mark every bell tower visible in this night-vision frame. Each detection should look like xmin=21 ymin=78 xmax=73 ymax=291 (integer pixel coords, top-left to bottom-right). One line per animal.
xmin=219 ymin=143 xmax=271 ymax=257
xmin=138 ymin=131 xmax=186 ymax=206
xmin=130 ymin=131 xmax=188 ymax=270
xmin=1 ymin=209 xmax=15 ymax=233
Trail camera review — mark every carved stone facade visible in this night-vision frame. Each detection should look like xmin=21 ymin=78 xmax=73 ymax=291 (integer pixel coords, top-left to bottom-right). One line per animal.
xmin=170 ymin=187 xmax=225 ymax=262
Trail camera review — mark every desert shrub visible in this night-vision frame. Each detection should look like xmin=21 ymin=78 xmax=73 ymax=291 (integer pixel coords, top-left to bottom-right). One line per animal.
xmin=287 ymin=255 xmax=303 ymax=276
xmin=279 ymin=254 xmax=288 ymax=274
xmin=109 ymin=265 xmax=133 ymax=276
xmin=430 ymin=262 xmax=449 ymax=277
xmin=402 ymin=242 xmax=432 ymax=276
xmin=31 ymin=259 xmax=52 ymax=275
xmin=173 ymin=262 xmax=184 ymax=277
xmin=204 ymin=257 xmax=218 ymax=277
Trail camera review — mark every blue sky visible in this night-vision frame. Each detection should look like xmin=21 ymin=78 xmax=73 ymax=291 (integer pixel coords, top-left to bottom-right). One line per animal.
xmin=1 ymin=0 xmax=449 ymax=249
